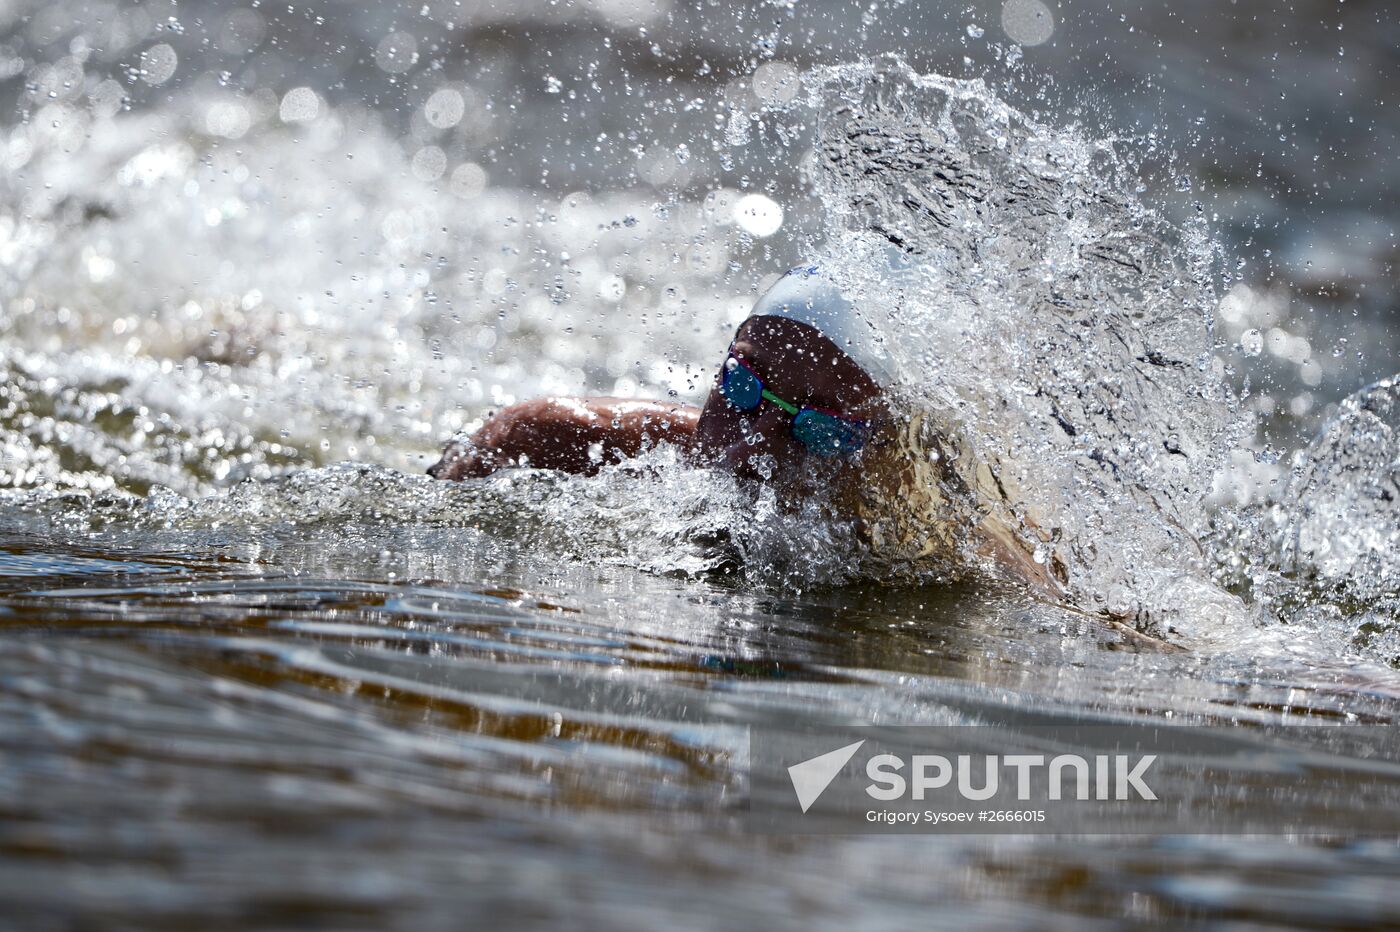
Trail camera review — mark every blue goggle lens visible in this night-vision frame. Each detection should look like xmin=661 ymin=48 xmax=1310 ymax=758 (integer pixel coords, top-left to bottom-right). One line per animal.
xmin=792 ymin=409 xmax=867 ymax=456
xmin=720 ymin=358 xmax=763 ymax=411
xmin=719 ymin=355 xmax=869 ymax=457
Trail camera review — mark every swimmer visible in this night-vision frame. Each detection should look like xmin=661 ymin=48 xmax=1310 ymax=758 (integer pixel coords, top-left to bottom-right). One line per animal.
xmin=429 ymin=263 xmax=1085 ymax=618
xmin=427 ymin=264 xmax=887 ymax=484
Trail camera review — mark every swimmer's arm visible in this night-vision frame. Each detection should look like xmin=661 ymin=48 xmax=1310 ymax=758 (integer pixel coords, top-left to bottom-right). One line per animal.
xmin=427 ymin=397 xmax=700 ymax=480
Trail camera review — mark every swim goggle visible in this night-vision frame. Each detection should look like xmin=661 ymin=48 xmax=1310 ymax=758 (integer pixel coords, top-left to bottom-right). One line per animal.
xmin=719 ymin=353 xmax=871 ymax=457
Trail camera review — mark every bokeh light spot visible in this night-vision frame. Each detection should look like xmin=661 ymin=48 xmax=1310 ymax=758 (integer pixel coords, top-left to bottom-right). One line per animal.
xmin=424 ymin=88 xmax=465 ymax=129
xmin=450 ymin=162 xmax=487 ymax=198
xmin=733 ymin=193 xmax=783 ymax=237
xmin=752 ymin=62 xmax=799 ymax=105
xmin=1001 ymin=0 xmax=1054 ymax=47
xmin=279 ymin=87 xmax=319 ymax=123
xmin=140 ymin=43 xmax=178 ymax=85
xmin=375 ymin=32 xmax=418 ymax=74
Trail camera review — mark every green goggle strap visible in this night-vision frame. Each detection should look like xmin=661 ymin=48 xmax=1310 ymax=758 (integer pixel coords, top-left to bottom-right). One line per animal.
xmin=760 ymin=388 xmax=800 ymax=416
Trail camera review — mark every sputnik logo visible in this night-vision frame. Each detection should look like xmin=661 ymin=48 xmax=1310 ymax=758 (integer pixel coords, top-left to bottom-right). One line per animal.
xmin=787 ymin=740 xmax=865 ymax=813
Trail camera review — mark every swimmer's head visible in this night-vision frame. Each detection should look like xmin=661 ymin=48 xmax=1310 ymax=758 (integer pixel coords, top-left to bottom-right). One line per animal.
xmin=741 ymin=264 xmax=898 ymax=386
xmin=696 ymin=265 xmax=890 ymax=479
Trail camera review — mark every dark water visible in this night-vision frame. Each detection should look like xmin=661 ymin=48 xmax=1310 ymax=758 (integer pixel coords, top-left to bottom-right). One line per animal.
xmin=3 ymin=508 xmax=1400 ymax=928
xmin=3 ymin=0 xmax=1400 ymax=927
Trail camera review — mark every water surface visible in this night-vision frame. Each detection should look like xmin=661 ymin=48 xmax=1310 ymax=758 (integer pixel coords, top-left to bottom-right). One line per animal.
xmin=3 ymin=0 xmax=1400 ymax=927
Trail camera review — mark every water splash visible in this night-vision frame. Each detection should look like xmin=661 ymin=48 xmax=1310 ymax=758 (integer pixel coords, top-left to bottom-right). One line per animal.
xmin=1276 ymin=376 xmax=1400 ymax=586
xmin=792 ymin=59 xmax=1250 ymax=636
xmin=1251 ymin=376 xmax=1400 ymax=665
xmin=0 ymin=56 xmax=1266 ymax=636
xmin=0 ymin=98 xmax=751 ymax=495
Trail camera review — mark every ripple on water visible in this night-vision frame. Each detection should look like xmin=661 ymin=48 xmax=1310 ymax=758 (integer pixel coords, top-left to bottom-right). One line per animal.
xmin=2 ymin=519 xmax=1400 ymax=928
xmin=1 ymin=32 xmax=1398 ymax=928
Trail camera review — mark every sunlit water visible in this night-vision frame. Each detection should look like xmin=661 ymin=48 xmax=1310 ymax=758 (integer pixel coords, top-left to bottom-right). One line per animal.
xmin=3 ymin=1 xmax=1400 ymax=928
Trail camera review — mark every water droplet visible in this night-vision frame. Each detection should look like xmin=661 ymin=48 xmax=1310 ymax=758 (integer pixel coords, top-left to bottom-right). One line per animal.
xmin=1241 ymin=329 xmax=1264 ymax=356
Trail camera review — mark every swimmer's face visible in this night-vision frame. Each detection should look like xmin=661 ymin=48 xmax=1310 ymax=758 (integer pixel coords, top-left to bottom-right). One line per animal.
xmin=696 ymin=315 xmax=884 ymax=480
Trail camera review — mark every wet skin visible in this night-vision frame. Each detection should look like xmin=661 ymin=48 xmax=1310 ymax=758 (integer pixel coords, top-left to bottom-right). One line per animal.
xmin=694 ymin=315 xmax=883 ymax=478
xmin=427 ymin=316 xmax=882 ymax=480
xmin=426 ymin=396 xmax=700 ymax=479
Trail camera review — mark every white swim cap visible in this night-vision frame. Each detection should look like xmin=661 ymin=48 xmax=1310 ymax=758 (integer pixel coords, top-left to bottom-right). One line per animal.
xmin=746 ymin=262 xmax=899 ymax=386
